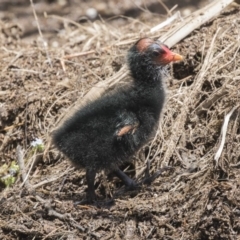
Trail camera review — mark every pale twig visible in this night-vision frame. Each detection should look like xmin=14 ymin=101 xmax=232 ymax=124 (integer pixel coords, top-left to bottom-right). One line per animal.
xmin=20 ymin=152 xmax=38 ymax=188
xmin=10 ymin=68 xmax=43 ymax=75
xmin=60 ymin=50 xmax=66 ymax=72
xmin=230 ymin=162 xmax=240 ymax=168
xmin=195 ymin=90 xmax=228 ymax=116
xmin=63 ymin=49 xmax=96 ymax=59
xmin=2 ymin=122 xmax=24 ymax=131
xmin=150 ymin=11 xmax=182 ymax=33
xmin=0 ymin=91 xmax=10 ymax=96
xmin=29 ymin=0 xmax=52 ymax=66
xmin=156 ymin=0 xmax=172 ymax=16
xmin=169 ymin=4 xmax=178 ymax=14
xmin=44 ymin=90 xmax=79 ymax=133
xmin=2 ymin=52 xmax=23 ymax=72
xmin=131 ymin=0 xmax=152 ymax=15
xmin=16 ymin=145 xmax=32 ymax=190
xmin=125 ymin=220 xmax=137 ymax=239
xmin=214 ymin=106 xmax=239 ymax=165
xmin=45 ymin=13 xmax=94 ymax=33
xmin=32 ymin=167 xmax=73 ymax=189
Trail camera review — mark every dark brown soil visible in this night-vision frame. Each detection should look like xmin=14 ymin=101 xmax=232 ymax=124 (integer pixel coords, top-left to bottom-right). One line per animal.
xmin=0 ymin=1 xmax=240 ymax=239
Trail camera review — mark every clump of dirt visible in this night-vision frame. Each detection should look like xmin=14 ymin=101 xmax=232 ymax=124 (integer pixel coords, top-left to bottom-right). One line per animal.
xmin=0 ymin=1 xmax=240 ymax=240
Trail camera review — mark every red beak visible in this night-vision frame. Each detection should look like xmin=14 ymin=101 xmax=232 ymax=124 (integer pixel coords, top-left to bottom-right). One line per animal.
xmin=170 ymin=52 xmax=183 ymax=62
xmin=158 ymin=45 xmax=183 ymax=65
xmin=161 ymin=50 xmax=183 ymax=64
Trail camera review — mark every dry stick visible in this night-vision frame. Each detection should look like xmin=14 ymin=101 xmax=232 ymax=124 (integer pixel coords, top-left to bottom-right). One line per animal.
xmin=157 ymin=0 xmax=172 ymax=16
xmin=151 ymin=11 xmax=182 ymax=33
xmin=44 ymin=89 xmax=78 ymax=133
xmin=0 ymin=122 xmax=24 ymax=131
xmin=41 ymin=228 xmax=60 ymax=240
xmin=195 ymin=90 xmax=228 ymax=116
xmin=20 ymin=151 xmax=42 ymax=188
xmin=32 ymin=167 xmax=73 ymax=189
xmin=214 ymin=105 xmax=239 ymax=166
xmin=2 ymin=52 xmax=22 ymax=72
xmin=45 ymin=13 xmax=95 ymax=33
xmin=125 ymin=220 xmax=137 ymax=239
xmin=230 ymin=162 xmax=240 ymax=168
xmin=64 ymin=49 xmax=96 ymax=59
xmin=16 ymin=145 xmax=32 ymax=190
xmin=131 ymin=0 xmax=154 ymax=15
xmin=20 ymin=157 xmax=35 ymax=188
xmin=10 ymin=68 xmax=43 ymax=75
xmin=60 ymin=50 xmax=66 ymax=72
xmin=0 ymin=90 xmax=10 ymax=96
xmin=29 ymin=0 xmax=52 ymax=66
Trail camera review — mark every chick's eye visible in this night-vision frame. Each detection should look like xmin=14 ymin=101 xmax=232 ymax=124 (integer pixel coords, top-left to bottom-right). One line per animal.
xmin=152 ymin=48 xmax=166 ymax=57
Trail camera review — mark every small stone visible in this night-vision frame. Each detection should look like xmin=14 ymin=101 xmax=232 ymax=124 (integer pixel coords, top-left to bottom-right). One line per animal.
xmin=86 ymin=8 xmax=98 ymax=20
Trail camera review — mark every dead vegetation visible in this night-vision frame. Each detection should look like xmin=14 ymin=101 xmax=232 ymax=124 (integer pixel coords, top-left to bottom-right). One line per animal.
xmin=0 ymin=1 xmax=240 ymax=239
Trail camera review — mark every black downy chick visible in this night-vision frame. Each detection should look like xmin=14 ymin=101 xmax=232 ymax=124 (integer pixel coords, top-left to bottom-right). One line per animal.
xmin=52 ymin=38 xmax=183 ymax=202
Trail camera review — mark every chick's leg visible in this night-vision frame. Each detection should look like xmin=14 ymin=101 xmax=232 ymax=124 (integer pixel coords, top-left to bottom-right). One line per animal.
xmin=113 ymin=168 xmax=137 ymax=190
xmin=86 ymin=168 xmax=96 ymax=202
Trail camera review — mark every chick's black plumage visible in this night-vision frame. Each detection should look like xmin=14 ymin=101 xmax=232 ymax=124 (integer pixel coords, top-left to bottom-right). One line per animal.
xmin=52 ymin=38 xmax=183 ymax=202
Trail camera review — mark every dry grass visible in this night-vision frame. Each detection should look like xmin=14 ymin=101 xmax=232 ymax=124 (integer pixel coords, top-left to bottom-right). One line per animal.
xmin=0 ymin=2 xmax=240 ymax=239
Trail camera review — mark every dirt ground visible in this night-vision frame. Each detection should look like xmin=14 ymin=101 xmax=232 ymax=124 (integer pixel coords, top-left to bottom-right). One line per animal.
xmin=0 ymin=0 xmax=240 ymax=239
